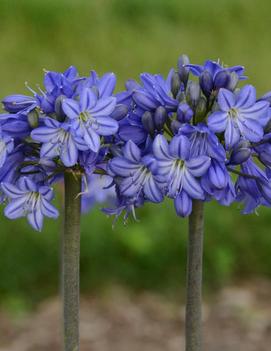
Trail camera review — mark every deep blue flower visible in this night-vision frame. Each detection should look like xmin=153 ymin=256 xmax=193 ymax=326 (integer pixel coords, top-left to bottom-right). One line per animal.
xmin=133 ymin=71 xmax=178 ymax=112
xmin=1 ymin=177 xmax=59 ymax=231
xmin=208 ymin=85 xmax=270 ymax=148
xmin=236 ymin=158 xmax=271 ymax=213
xmin=152 ymin=134 xmax=211 ymax=216
xmin=62 ymin=88 xmax=118 ymax=152
xmin=2 ymin=94 xmax=38 ymax=114
xmin=187 ymin=59 xmax=246 ymax=91
xmin=108 ymin=140 xmax=164 ymax=203
xmin=31 ymin=118 xmax=89 ymax=167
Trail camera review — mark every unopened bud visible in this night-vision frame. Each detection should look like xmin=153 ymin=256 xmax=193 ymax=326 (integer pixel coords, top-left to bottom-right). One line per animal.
xmin=195 ymin=97 xmax=207 ymax=120
xmin=214 ymin=70 xmax=230 ymax=89
xmin=154 ymin=106 xmax=167 ymax=130
xmin=54 ymin=95 xmax=66 ymax=120
xmin=27 ymin=109 xmax=39 ymax=129
xmin=171 ymin=72 xmax=181 ymax=98
xmin=178 ymin=54 xmax=190 ymax=86
xmin=111 ymin=104 xmax=128 ymax=121
xmin=177 ymin=103 xmax=193 ymax=123
xmin=199 ymin=70 xmax=213 ymax=97
xmin=171 ymin=120 xmax=182 ymax=134
xmin=230 ymin=141 xmax=251 ymax=165
xmin=141 ymin=111 xmax=155 ymax=134
xmin=187 ymin=81 xmax=200 ymax=108
xmin=226 ymin=72 xmax=239 ymax=91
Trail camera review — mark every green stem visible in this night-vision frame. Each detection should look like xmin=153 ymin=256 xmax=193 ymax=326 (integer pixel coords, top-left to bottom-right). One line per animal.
xmin=185 ymin=200 xmax=204 ymax=351
xmin=62 ymin=171 xmax=81 ymax=351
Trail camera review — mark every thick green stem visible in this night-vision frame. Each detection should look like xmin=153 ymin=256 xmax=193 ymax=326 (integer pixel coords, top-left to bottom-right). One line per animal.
xmin=185 ymin=200 xmax=204 ymax=351
xmin=62 ymin=171 xmax=81 ymax=351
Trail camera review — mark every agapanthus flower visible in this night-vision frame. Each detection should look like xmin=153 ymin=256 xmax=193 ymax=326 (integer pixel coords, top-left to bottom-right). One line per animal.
xmin=31 ymin=118 xmax=89 ymax=167
xmin=152 ymin=134 xmax=211 ymax=216
xmin=208 ymin=85 xmax=270 ymax=148
xmin=108 ymin=140 xmax=164 ymax=203
xmin=1 ymin=177 xmax=58 ymax=231
xmin=187 ymin=59 xmax=246 ymax=93
xmin=62 ymin=88 xmax=118 ymax=152
xmin=133 ymin=71 xmax=178 ymax=112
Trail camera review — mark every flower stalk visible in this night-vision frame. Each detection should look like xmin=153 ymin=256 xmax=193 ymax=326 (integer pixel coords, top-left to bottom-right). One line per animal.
xmin=62 ymin=171 xmax=81 ymax=351
xmin=185 ymin=200 xmax=204 ymax=351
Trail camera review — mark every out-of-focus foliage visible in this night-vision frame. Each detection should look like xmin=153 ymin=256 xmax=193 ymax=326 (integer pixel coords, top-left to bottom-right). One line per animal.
xmin=0 ymin=0 xmax=271 ymax=310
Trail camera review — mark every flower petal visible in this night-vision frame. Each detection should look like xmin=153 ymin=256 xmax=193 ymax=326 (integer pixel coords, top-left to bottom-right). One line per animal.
xmin=90 ymin=97 xmax=116 ymax=117
xmin=27 ymin=208 xmax=43 ymax=232
xmin=174 ymin=191 xmax=192 ymax=217
xmin=183 ymin=170 xmax=204 ymax=199
xmin=97 ymin=73 xmax=116 ymax=98
xmin=225 ymin=119 xmax=240 ymax=148
xmin=41 ymin=198 xmax=59 ymax=218
xmin=60 ymin=134 xmax=78 ymax=167
xmin=79 ymin=88 xmax=97 ymax=111
xmin=62 ymin=99 xmax=80 ymax=119
xmin=4 ymin=197 xmax=26 ymax=219
xmin=1 ymin=182 xmax=25 ymax=198
xmin=235 ymin=85 xmax=256 ymax=108
xmin=109 ymin=157 xmax=139 ymax=177
xmin=31 ymin=127 xmax=60 ymax=142
xmin=123 ymin=140 xmax=141 ymax=162
xmin=40 ymin=142 xmax=59 ymax=159
xmin=95 ymin=116 xmax=119 ymax=136
xmin=217 ymin=88 xmax=235 ymax=111
xmin=83 ymin=126 xmax=100 ymax=152
xmin=169 ymin=135 xmax=190 ymax=160
xmin=237 ymin=118 xmax=263 ymax=143
xmin=133 ymin=91 xmax=158 ymax=110
xmin=208 ymin=111 xmax=228 ymax=132
xmin=143 ymin=176 xmax=163 ymax=203
xmin=152 ymin=134 xmax=170 ymax=160
xmin=186 ymin=156 xmax=211 ymax=177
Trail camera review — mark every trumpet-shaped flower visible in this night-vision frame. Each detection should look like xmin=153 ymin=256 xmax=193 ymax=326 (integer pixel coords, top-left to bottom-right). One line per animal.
xmin=1 ymin=177 xmax=59 ymax=231
xmin=108 ymin=140 xmax=164 ymax=203
xmin=208 ymin=85 xmax=270 ymax=148
xmin=31 ymin=118 xmax=89 ymax=167
xmin=152 ymin=134 xmax=211 ymax=216
xmin=62 ymin=88 xmax=118 ymax=152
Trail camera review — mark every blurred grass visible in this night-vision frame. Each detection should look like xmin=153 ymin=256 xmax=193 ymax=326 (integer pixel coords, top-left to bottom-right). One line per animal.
xmin=0 ymin=0 xmax=271 ymax=311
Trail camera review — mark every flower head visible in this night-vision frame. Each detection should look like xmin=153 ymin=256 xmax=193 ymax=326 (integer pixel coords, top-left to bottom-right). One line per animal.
xmin=208 ymin=85 xmax=269 ymax=148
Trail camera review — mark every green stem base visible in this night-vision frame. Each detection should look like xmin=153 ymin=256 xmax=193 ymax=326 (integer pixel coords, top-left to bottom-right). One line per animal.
xmin=185 ymin=200 xmax=204 ymax=351
xmin=62 ymin=171 xmax=81 ymax=351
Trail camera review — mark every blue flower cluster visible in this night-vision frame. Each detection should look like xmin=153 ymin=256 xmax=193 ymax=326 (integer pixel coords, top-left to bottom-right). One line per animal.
xmin=107 ymin=56 xmax=271 ymax=219
xmin=1 ymin=56 xmax=271 ymax=230
xmin=0 ymin=67 xmax=123 ymax=230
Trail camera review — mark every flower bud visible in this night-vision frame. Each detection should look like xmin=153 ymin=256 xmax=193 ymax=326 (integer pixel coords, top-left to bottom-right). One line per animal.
xmin=171 ymin=120 xmax=182 ymax=134
xmin=111 ymin=104 xmax=129 ymax=121
xmin=178 ymin=54 xmax=190 ymax=86
xmin=199 ymin=70 xmax=213 ymax=97
xmin=214 ymin=70 xmax=230 ymax=89
xmin=226 ymin=72 xmax=239 ymax=91
xmin=176 ymin=90 xmax=186 ymax=103
xmin=186 ymin=81 xmax=200 ymax=108
xmin=154 ymin=106 xmax=167 ymax=130
xmin=171 ymin=72 xmax=181 ymax=98
xmin=54 ymin=95 xmax=66 ymax=120
xmin=27 ymin=109 xmax=39 ymax=129
xmin=177 ymin=103 xmax=193 ymax=123
xmin=195 ymin=97 xmax=207 ymax=120
xmin=230 ymin=141 xmax=251 ymax=165
xmin=141 ymin=111 xmax=155 ymax=134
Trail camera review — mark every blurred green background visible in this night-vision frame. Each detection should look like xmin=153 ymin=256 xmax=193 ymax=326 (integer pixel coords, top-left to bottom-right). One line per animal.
xmin=0 ymin=0 xmax=271 ymax=313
